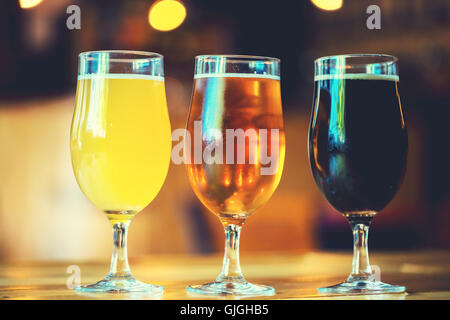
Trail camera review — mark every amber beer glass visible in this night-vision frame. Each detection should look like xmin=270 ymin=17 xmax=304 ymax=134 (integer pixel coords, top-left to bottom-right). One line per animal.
xmin=185 ymin=55 xmax=285 ymax=296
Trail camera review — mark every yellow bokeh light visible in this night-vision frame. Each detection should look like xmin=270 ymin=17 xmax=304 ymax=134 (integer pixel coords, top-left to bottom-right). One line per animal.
xmin=149 ymin=0 xmax=186 ymax=32
xmin=311 ymin=0 xmax=343 ymax=11
xmin=19 ymin=0 xmax=43 ymax=9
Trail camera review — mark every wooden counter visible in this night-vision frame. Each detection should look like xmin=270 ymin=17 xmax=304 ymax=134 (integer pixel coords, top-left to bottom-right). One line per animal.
xmin=1 ymin=251 xmax=449 ymax=300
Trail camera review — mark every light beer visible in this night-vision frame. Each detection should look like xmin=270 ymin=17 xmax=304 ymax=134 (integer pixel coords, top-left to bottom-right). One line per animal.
xmin=71 ymin=74 xmax=172 ymax=217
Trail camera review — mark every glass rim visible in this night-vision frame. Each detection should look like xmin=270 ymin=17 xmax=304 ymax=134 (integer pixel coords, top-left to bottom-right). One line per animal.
xmin=79 ymin=50 xmax=163 ymax=62
xmin=78 ymin=50 xmax=164 ymax=78
xmin=315 ymin=53 xmax=398 ymax=66
xmin=314 ymin=53 xmax=399 ymax=80
xmin=194 ymin=54 xmax=280 ymax=79
xmin=195 ymin=54 xmax=280 ymax=63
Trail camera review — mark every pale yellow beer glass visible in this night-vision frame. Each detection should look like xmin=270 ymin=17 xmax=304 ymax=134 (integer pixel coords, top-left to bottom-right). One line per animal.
xmin=70 ymin=50 xmax=171 ymax=294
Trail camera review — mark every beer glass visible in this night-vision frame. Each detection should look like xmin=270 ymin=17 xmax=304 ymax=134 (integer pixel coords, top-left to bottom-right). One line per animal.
xmin=309 ymin=54 xmax=407 ymax=294
xmin=70 ymin=50 xmax=171 ymax=294
xmin=185 ymin=55 xmax=285 ymax=296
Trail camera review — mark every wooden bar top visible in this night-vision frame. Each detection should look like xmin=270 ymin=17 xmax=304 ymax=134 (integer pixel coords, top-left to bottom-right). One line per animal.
xmin=1 ymin=251 xmax=449 ymax=300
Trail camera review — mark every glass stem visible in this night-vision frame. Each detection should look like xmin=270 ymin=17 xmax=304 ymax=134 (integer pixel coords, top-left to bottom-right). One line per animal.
xmin=106 ymin=220 xmax=133 ymax=280
xmin=216 ymin=224 xmax=245 ymax=283
xmin=348 ymin=218 xmax=375 ymax=282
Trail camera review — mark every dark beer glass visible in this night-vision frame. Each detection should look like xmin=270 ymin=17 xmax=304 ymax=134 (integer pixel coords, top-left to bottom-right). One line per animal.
xmin=309 ymin=54 xmax=407 ymax=294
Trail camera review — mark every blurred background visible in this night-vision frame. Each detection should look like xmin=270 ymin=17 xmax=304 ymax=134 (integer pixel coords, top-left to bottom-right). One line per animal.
xmin=0 ymin=0 xmax=449 ymax=262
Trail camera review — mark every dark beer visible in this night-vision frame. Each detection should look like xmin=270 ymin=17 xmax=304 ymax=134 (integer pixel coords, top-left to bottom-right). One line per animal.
xmin=309 ymin=74 xmax=408 ymax=215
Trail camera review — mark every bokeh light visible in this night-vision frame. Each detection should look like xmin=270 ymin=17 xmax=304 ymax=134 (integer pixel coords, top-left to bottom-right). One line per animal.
xmin=311 ymin=0 xmax=343 ymax=11
xmin=19 ymin=0 xmax=43 ymax=9
xmin=149 ymin=0 xmax=187 ymax=32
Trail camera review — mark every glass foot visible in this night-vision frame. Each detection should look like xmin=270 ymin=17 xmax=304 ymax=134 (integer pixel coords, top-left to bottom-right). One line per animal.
xmin=75 ymin=276 xmax=164 ymax=295
xmin=318 ymin=280 xmax=405 ymax=295
xmin=187 ymin=281 xmax=275 ymax=297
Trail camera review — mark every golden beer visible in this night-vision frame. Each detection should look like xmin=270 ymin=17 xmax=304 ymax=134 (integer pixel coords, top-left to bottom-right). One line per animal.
xmin=186 ymin=75 xmax=285 ymax=225
xmin=185 ymin=55 xmax=284 ymax=296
